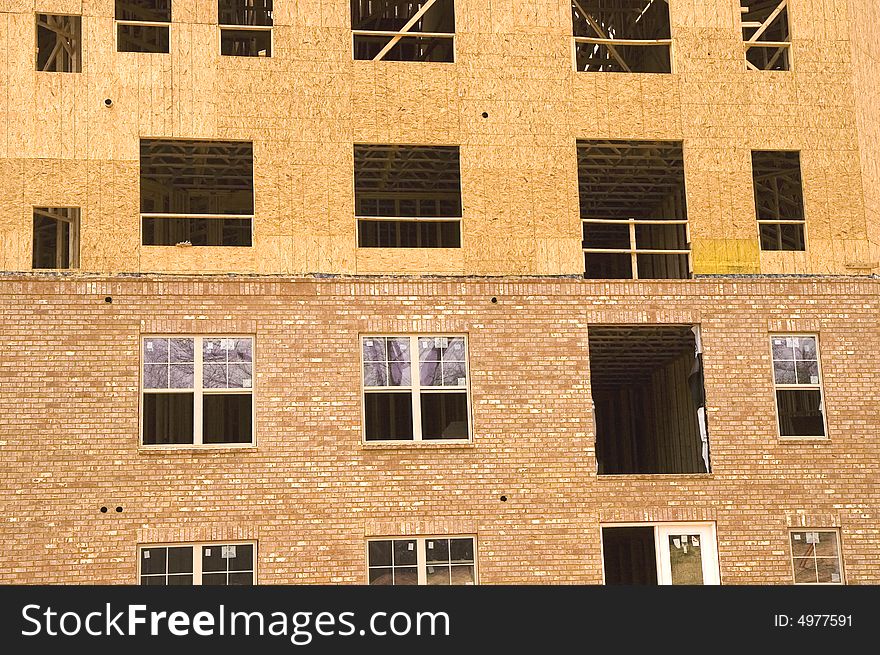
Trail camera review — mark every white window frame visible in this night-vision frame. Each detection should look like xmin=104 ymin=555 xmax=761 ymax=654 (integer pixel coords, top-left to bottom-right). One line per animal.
xmin=770 ymin=333 xmax=827 ymax=440
xmin=360 ymin=334 xmax=472 ymax=443
xmin=140 ymin=335 xmax=256 ymax=448
xmin=138 ymin=541 xmax=257 ymax=585
xmin=740 ymin=0 xmax=792 ymax=72
xmin=601 ymin=522 xmax=720 ymax=585
xmin=351 ymin=0 xmax=456 ymax=62
xmin=366 ymin=535 xmax=477 ymax=585
xmin=789 ymin=529 xmax=844 ymax=585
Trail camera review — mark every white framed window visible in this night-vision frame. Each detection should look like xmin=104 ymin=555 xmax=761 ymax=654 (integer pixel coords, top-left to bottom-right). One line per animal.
xmin=361 ymin=335 xmax=471 ymax=442
xmin=219 ymin=0 xmax=272 ymax=57
xmin=601 ymin=523 xmax=720 ymax=585
xmin=770 ymin=334 xmax=826 ymax=438
xmin=116 ymin=1 xmax=171 ymax=53
xmin=141 ymin=336 xmax=255 ymax=446
xmin=790 ymin=530 xmax=844 ymax=585
xmin=367 ymin=536 xmax=476 ymax=585
xmin=139 ymin=542 xmax=256 ymax=585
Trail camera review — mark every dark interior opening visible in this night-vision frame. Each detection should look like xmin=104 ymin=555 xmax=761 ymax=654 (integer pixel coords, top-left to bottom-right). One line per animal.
xmin=589 ymin=325 xmax=709 ymax=474
xmin=36 ymin=15 xmax=82 ymax=72
xmin=352 ymin=0 xmax=455 ymax=62
xmin=602 ymin=526 xmax=658 ymax=584
xmin=752 ymin=150 xmax=805 ymax=251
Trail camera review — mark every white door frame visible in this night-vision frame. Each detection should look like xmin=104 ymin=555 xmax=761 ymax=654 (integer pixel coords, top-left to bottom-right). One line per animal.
xmin=656 ymin=523 xmax=720 ymax=585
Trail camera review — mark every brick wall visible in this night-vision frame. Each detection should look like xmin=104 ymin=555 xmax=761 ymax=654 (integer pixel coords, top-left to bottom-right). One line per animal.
xmin=1 ymin=274 xmax=877 ymax=584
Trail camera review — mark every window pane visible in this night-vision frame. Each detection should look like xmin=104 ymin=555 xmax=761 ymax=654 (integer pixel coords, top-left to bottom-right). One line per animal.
xmin=771 ymin=337 xmax=795 ymax=361
xmin=170 ymin=338 xmax=194 ymax=363
xmin=449 ymin=538 xmax=474 ymax=563
xmin=228 ymin=363 xmax=253 ymax=389
xmin=794 ymin=337 xmax=817 ymax=360
xmin=793 ymin=558 xmax=818 ymax=584
xmin=364 ymin=392 xmax=414 ymax=441
xmin=168 ymin=574 xmax=194 ymax=585
xmin=393 ymin=540 xmax=417 ymax=566
xmin=813 ymin=532 xmax=838 ymax=556
xmin=202 ymin=545 xmax=226 ymax=573
xmin=368 ymin=541 xmax=393 ymax=567
xmin=796 ymin=360 xmax=819 ymax=385
xmin=790 ymin=532 xmax=814 ymax=558
xmin=392 ymin=567 xmax=418 ymax=585
xmin=144 ymin=338 xmax=169 ymax=363
xmin=364 ymin=362 xmax=388 ymax=387
xmin=117 ymin=24 xmax=170 ymax=53
xmin=141 ymin=576 xmax=166 ymax=585
xmin=816 ymin=558 xmax=841 ymax=584
xmin=420 ymin=392 xmax=468 ymax=439
xmin=667 ymin=534 xmax=704 ymax=585
xmin=141 ymin=547 xmax=167 ymax=575
xmin=170 ymin=363 xmax=194 ymax=389
xmin=203 ymin=363 xmax=228 ymax=388
xmin=426 ymin=565 xmax=450 ymax=585
xmin=143 ymin=393 xmax=195 ymax=444
xmin=228 ymin=572 xmax=254 ymax=585
xmin=229 ymin=544 xmax=254 ymax=571
xmin=202 ymin=573 xmax=228 ymax=586
xmin=220 ymin=29 xmax=272 ymax=57
xmin=230 ymin=339 xmax=253 ymax=362
xmin=450 ymin=565 xmax=475 ymax=585
xmin=202 ymin=394 xmax=253 ymax=444
xmin=773 ymin=360 xmax=796 ymax=385
xmin=144 ymin=363 xmax=169 ymax=389
xmin=777 ymin=389 xmax=824 ymax=437
xmin=425 ymin=539 xmax=450 ymax=564
xmin=203 ymin=338 xmax=227 ymax=362
xmin=441 ymin=361 xmax=467 ymax=386
xmin=362 ymin=338 xmax=386 ymax=362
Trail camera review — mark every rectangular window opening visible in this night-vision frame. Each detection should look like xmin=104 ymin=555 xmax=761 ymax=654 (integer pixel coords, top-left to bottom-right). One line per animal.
xmin=602 ymin=524 xmax=719 ymax=585
xmin=141 ymin=336 xmax=255 ymax=446
xmin=32 ymin=207 xmax=80 ymax=269
xmin=352 ymin=0 xmax=455 ymax=62
xmin=116 ymin=1 xmax=172 ymax=53
xmin=140 ymin=139 xmax=254 ymax=246
xmin=36 ymin=14 xmax=82 ymax=72
xmin=579 ymin=140 xmax=690 ymax=279
xmin=771 ymin=335 xmax=826 ymax=438
xmin=368 ymin=536 xmax=476 ymax=585
xmin=752 ymin=150 xmax=805 ymax=251
xmin=589 ymin=325 xmax=709 ymax=475
xmin=572 ymin=0 xmax=672 ymax=73
xmin=220 ymin=1 xmax=273 ymax=57
xmin=355 ymin=145 xmax=462 ymax=248
xmin=790 ymin=530 xmax=843 ymax=584
xmin=741 ymin=0 xmax=791 ymax=71
xmin=140 ymin=542 xmax=255 ymax=585
xmin=362 ymin=335 xmax=470 ymax=442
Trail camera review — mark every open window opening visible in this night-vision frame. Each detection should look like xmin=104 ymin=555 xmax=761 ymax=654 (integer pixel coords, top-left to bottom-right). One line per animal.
xmin=355 ymin=145 xmax=462 ymax=248
xmin=589 ymin=325 xmax=709 ymax=475
xmin=32 ymin=207 xmax=80 ymax=269
xmin=752 ymin=150 xmax=805 ymax=251
xmin=741 ymin=1 xmax=790 ymax=71
xmin=140 ymin=139 xmax=254 ymax=246
xmin=116 ymin=1 xmax=171 ymax=53
xmin=771 ymin=335 xmax=826 ymax=438
xmin=572 ymin=0 xmax=672 ymax=73
xmin=579 ymin=140 xmax=690 ymax=279
xmin=36 ymin=14 xmax=82 ymax=72
xmin=352 ymin=0 xmax=455 ymax=62
xmin=220 ymin=1 xmax=272 ymax=57
xmin=602 ymin=524 xmax=719 ymax=585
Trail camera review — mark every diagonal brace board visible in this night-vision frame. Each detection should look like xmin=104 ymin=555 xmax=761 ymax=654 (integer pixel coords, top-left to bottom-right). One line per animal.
xmin=373 ymin=0 xmax=439 ymax=61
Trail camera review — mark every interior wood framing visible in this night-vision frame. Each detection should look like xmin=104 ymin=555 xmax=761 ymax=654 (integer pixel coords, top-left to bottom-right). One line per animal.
xmin=351 ymin=0 xmax=455 ymax=61
xmin=36 ymin=14 xmax=82 ymax=72
xmin=741 ymin=0 xmax=790 ymax=71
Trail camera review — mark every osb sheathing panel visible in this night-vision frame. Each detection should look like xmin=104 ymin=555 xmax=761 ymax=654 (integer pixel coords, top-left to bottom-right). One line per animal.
xmin=1 ymin=0 xmax=877 ymax=276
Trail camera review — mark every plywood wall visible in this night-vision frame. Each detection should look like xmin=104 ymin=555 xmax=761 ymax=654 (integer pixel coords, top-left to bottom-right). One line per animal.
xmin=0 ymin=0 xmax=877 ymax=275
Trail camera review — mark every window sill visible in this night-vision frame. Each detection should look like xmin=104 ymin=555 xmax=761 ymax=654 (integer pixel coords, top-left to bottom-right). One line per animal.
xmin=139 ymin=444 xmax=257 ymax=453
xmin=777 ymin=436 xmax=829 ymax=442
xmin=362 ymin=440 xmax=474 ymax=450
xmin=596 ymin=472 xmax=714 ymax=480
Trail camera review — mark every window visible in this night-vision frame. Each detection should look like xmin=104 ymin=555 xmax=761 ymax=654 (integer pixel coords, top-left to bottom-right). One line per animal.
xmin=741 ymin=0 xmax=790 ymax=71
xmin=752 ymin=151 xmax=805 ymax=251
xmin=36 ymin=14 xmax=82 ymax=72
xmin=589 ymin=325 xmax=709 ymax=474
xmin=140 ymin=543 xmax=255 ymax=585
xmin=355 ymin=145 xmax=462 ymax=248
xmin=140 ymin=139 xmax=254 ymax=246
xmin=116 ymin=1 xmax=171 ymax=53
xmin=219 ymin=1 xmax=272 ymax=57
xmin=141 ymin=336 xmax=254 ymax=446
xmin=572 ymin=0 xmax=672 ymax=73
xmin=362 ymin=336 xmax=470 ymax=442
xmin=771 ymin=335 xmax=826 ymax=438
xmin=579 ymin=140 xmax=690 ymax=279
xmin=367 ymin=537 xmax=476 ymax=585
xmin=352 ymin=0 xmax=454 ymax=62
xmin=790 ymin=531 xmax=843 ymax=584
xmin=32 ymin=207 xmax=80 ymax=269
xmin=602 ymin=524 xmax=719 ymax=585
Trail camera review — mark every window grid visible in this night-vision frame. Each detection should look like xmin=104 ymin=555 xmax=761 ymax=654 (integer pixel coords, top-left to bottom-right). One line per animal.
xmin=361 ymin=335 xmax=470 ymax=442
xmin=367 ymin=536 xmax=476 ymax=585
xmin=141 ymin=335 xmax=255 ymax=446
xmin=770 ymin=334 xmax=826 ymax=439
xmin=139 ymin=542 xmax=256 ymax=585
xmin=790 ymin=531 xmax=843 ymax=585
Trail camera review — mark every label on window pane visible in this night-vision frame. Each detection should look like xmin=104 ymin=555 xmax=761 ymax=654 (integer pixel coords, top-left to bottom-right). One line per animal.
xmin=427 ymin=541 xmax=434 ymax=549
xmin=206 ymin=342 xmax=214 ymax=351
xmin=774 ymin=339 xmax=785 ymax=345
xmin=692 ymin=536 xmax=699 ymax=547
xmin=793 ymin=534 xmax=801 ymax=540
xmin=221 ymin=339 xmax=233 ymax=350
xmin=831 ymin=573 xmax=840 ymax=582
xmin=806 ymin=532 xmax=819 ymax=544
xmin=408 ymin=543 xmax=414 ymax=551
xmin=435 ymin=337 xmax=448 ymax=348
xmin=365 ymin=340 xmax=373 ymax=346
xmin=243 ymin=378 xmax=252 ymax=388
xmin=146 ymin=342 xmax=154 ymax=351
xmin=810 ymin=376 xmax=819 ymax=384
xmin=786 ymin=338 xmax=796 ymax=347
xmin=204 ymin=548 xmax=211 ymax=556
xmin=222 ymin=545 xmax=236 ymax=559
xmin=672 ymin=538 xmax=681 ymax=549
xmin=143 ymin=551 xmax=150 ymax=559
xmin=457 ymin=377 xmax=466 ymax=386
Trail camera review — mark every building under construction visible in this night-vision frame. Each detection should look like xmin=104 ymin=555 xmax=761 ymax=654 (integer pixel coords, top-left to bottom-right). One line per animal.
xmin=0 ymin=0 xmax=878 ymax=584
